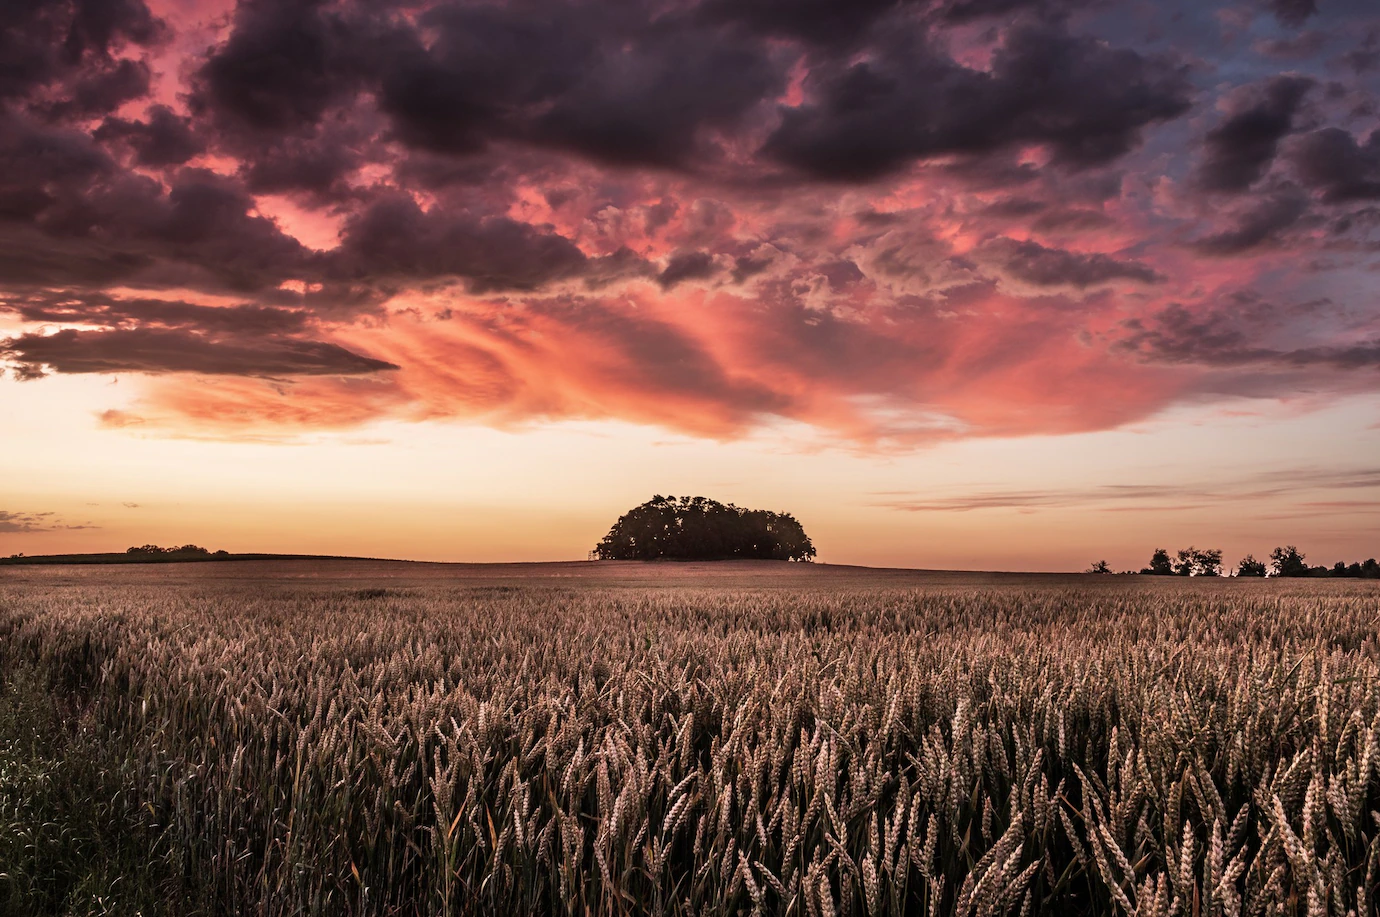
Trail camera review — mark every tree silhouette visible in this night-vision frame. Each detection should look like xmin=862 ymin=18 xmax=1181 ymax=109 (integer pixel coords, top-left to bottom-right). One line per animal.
xmin=1236 ymin=555 xmax=1267 ymax=577
xmin=126 ymin=544 xmax=211 ymax=555
xmin=1086 ymin=560 xmax=1111 ymax=574
xmin=1173 ymin=548 xmax=1196 ymax=576
xmin=1269 ymin=545 xmax=1309 ymax=577
xmin=1142 ymin=547 xmax=1222 ymax=576
xmin=593 ymin=496 xmax=816 ymax=562
xmin=1184 ymin=547 xmax=1223 ymax=577
xmin=1142 ymin=548 xmax=1174 ymax=575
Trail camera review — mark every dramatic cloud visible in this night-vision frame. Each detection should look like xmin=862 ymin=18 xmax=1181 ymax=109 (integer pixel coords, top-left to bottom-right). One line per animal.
xmin=94 ymin=105 xmax=204 ymax=168
xmin=1195 ymin=76 xmax=1313 ymax=193
xmin=982 ymin=238 xmax=1162 ymax=288
xmin=329 ymin=195 xmax=643 ymax=293
xmin=0 ymin=116 xmax=313 ymax=293
xmin=2 ymin=328 xmax=398 ymax=379
xmin=1192 ymin=189 xmax=1309 ymax=255
xmin=0 ymin=0 xmax=1377 ymax=444
xmin=1293 ymin=128 xmax=1380 ymax=201
xmin=0 ymin=0 xmax=163 ymax=110
xmin=1115 ymin=299 xmax=1380 ymax=379
xmin=764 ymin=26 xmax=1193 ymax=181
xmin=3 ymin=291 xmax=312 ymax=333
xmin=1266 ymin=0 xmax=1318 ymax=29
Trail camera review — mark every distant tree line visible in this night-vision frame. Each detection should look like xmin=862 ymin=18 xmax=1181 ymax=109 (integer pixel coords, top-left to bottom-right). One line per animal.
xmin=594 ymin=496 xmax=816 ymax=562
xmin=126 ymin=544 xmax=228 ymax=556
xmin=1088 ymin=545 xmax=1379 ymax=577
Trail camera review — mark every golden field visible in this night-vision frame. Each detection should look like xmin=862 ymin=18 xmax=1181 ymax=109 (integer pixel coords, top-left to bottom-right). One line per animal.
xmin=2 ymin=561 xmax=1379 ymax=916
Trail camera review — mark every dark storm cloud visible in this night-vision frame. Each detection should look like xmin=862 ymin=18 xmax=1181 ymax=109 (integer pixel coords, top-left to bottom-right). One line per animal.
xmin=1293 ymin=128 xmax=1380 ymax=202
xmin=763 ymin=26 xmax=1193 ymax=181
xmin=699 ymin=0 xmax=1085 ymax=46
xmin=0 ymin=0 xmax=163 ymax=107
xmin=1265 ymin=0 xmax=1318 ymax=28
xmin=3 ymin=0 xmax=1379 ymax=439
xmin=373 ymin=2 xmax=785 ymax=169
xmin=95 ymin=105 xmax=204 ymax=168
xmin=1192 ymin=190 xmax=1309 ymax=255
xmin=186 ymin=0 xmax=1177 ymax=184
xmin=2 ymin=328 xmax=398 ymax=378
xmin=0 ymin=113 xmax=312 ymax=292
xmin=531 ymin=31 xmax=783 ymax=169
xmin=818 ymin=260 xmax=866 ymax=290
xmin=50 ymin=56 xmax=151 ymax=120
xmin=186 ymin=1 xmax=402 ymax=200
xmin=89 ymin=169 xmax=311 ymax=289
xmin=330 ymin=195 xmax=648 ymax=293
xmin=657 ymin=251 xmax=718 ymax=289
xmin=0 ymin=113 xmax=112 ymax=231
xmin=1115 ymin=303 xmax=1253 ymax=363
xmin=3 ymin=291 xmax=312 ymax=334
xmin=191 ymin=0 xmax=384 ymax=135
xmin=238 ymin=125 xmax=373 ymax=202
xmin=984 ymin=238 xmax=1163 ymax=287
xmin=697 ymin=0 xmax=926 ymax=47
xmin=1117 ymin=301 xmax=1380 ymax=370
xmin=1195 ymin=76 xmax=1313 ymax=193
xmin=731 ymin=254 xmax=774 ymax=284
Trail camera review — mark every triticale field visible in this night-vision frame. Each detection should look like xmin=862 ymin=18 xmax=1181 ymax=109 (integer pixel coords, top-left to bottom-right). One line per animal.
xmin=2 ymin=560 xmax=1379 ymax=916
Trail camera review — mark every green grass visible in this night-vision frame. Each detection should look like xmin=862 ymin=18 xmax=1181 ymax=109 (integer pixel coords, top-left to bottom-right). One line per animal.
xmin=0 ymin=666 xmax=182 ymax=917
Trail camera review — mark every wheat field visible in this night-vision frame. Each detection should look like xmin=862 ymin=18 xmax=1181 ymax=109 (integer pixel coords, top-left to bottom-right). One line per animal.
xmin=2 ymin=560 xmax=1379 ymax=916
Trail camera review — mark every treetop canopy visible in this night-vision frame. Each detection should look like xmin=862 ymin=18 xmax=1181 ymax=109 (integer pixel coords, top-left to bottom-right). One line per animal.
xmin=593 ymin=495 xmax=816 ymax=562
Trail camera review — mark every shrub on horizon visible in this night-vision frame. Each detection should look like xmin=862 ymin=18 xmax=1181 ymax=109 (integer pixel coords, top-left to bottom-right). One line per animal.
xmin=593 ymin=495 xmax=816 ymax=562
xmin=125 ymin=544 xmax=213 ymax=555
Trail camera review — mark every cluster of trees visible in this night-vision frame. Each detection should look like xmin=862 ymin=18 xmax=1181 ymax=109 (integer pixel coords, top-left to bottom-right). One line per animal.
xmin=1139 ymin=547 xmax=1225 ymax=577
xmin=593 ymin=496 xmax=816 ymax=562
xmin=126 ymin=544 xmax=228 ymax=556
xmin=1088 ymin=545 xmax=1380 ymax=577
xmin=1242 ymin=545 xmax=1380 ymax=578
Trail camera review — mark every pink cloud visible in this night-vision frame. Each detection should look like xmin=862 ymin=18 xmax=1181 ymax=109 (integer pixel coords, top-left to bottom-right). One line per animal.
xmin=1 ymin=0 xmax=1377 ymax=446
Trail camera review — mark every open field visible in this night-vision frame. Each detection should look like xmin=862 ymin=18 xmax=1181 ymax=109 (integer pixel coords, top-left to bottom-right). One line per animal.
xmin=2 ymin=561 xmax=1380 ymax=916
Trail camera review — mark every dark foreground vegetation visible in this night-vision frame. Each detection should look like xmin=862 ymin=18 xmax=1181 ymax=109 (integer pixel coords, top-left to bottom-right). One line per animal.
xmin=593 ymin=495 xmax=816 ymax=561
xmin=2 ymin=565 xmax=1379 ymax=916
xmin=0 ymin=666 xmax=181 ymax=914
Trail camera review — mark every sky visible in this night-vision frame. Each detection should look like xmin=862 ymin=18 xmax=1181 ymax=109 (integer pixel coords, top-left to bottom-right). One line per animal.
xmin=2 ymin=0 xmax=1379 ymax=570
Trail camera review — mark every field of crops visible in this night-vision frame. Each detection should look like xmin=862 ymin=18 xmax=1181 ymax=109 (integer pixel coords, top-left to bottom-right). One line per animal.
xmin=2 ymin=561 xmax=1379 ymax=916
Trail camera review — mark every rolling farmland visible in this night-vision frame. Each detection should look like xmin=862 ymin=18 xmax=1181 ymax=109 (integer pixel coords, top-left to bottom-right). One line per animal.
xmin=2 ymin=561 xmax=1379 ymax=916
